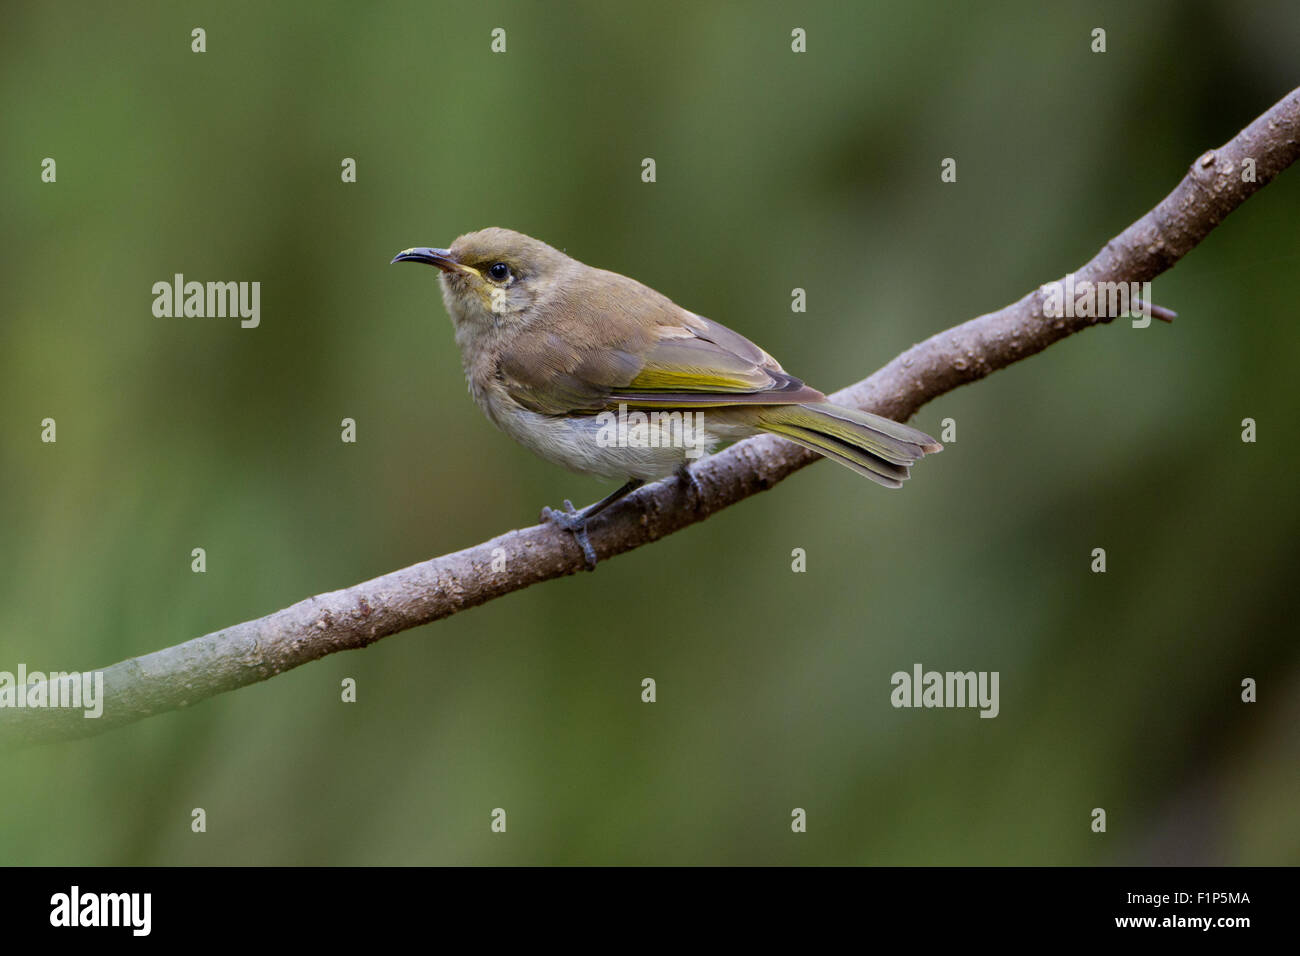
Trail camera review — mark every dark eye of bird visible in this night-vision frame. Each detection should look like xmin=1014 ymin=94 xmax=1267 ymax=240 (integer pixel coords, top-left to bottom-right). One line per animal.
xmin=488 ymin=262 xmax=510 ymax=281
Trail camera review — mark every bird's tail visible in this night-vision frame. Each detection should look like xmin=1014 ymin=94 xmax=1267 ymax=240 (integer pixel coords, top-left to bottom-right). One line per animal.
xmin=756 ymin=402 xmax=942 ymax=488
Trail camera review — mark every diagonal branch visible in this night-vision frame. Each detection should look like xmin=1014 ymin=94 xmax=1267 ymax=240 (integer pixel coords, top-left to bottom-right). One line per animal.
xmin=6 ymin=86 xmax=1298 ymax=748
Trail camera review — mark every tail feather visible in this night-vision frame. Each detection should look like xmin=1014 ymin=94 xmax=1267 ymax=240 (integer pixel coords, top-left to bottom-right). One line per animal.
xmin=757 ymin=402 xmax=942 ymax=488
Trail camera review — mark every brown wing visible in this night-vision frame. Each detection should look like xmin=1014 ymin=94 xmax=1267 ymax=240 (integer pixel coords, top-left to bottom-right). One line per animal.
xmin=497 ymin=270 xmax=824 ymax=415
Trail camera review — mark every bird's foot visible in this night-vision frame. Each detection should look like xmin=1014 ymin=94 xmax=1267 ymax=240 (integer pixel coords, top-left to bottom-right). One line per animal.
xmin=541 ymin=499 xmax=599 ymax=570
xmin=675 ymin=464 xmax=704 ymax=512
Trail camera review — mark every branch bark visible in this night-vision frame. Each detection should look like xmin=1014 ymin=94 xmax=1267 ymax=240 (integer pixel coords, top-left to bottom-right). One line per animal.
xmin=6 ymin=86 xmax=1298 ymax=748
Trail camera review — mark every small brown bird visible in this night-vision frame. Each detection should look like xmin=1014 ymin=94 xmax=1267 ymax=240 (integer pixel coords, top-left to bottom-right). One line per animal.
xmin=394 ymin=228 xmax=941 ymax=566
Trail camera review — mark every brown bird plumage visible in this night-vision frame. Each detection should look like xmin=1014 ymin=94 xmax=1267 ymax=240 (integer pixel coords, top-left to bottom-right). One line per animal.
xmin=393 ymin=228 xmax=941 ymax=566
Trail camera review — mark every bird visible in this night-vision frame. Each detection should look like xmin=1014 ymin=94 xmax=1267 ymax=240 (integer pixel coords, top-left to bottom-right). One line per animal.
xmin=393 ymin=228 xmax=941 ymax=567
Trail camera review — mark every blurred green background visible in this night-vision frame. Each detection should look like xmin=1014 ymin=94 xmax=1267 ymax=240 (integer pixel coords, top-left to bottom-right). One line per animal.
xmin=2 ymin=0 xmax=1297 ymax=865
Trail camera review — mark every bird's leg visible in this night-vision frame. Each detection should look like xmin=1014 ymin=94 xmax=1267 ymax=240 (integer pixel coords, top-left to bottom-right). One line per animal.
xmin=675 ymin=462 xmax=704 ymax=512
xmin=542 ymin=478 xmax=645 ymax=570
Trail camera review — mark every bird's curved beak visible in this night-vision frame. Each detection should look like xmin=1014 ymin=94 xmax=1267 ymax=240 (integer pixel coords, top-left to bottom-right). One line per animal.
xmin=390 ymin=247 xmax=480 ymax=277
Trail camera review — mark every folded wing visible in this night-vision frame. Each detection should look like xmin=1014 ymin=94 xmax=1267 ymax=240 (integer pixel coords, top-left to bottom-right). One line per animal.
xmin=497 ymin=275 xmax=824 ymax=415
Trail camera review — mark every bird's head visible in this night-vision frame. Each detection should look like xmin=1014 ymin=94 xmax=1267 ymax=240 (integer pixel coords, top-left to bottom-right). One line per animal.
xmin=392 ymin=227 xmax=571 ymax=330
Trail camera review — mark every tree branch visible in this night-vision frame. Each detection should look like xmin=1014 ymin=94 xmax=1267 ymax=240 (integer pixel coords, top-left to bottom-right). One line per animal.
xmin=6 ymin=86 xmax=1298 ymax=748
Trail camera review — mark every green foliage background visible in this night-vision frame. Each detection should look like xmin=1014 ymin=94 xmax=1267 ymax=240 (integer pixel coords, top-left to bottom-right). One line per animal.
xmin=2 ymin=0 xmax=1297 ymax=864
